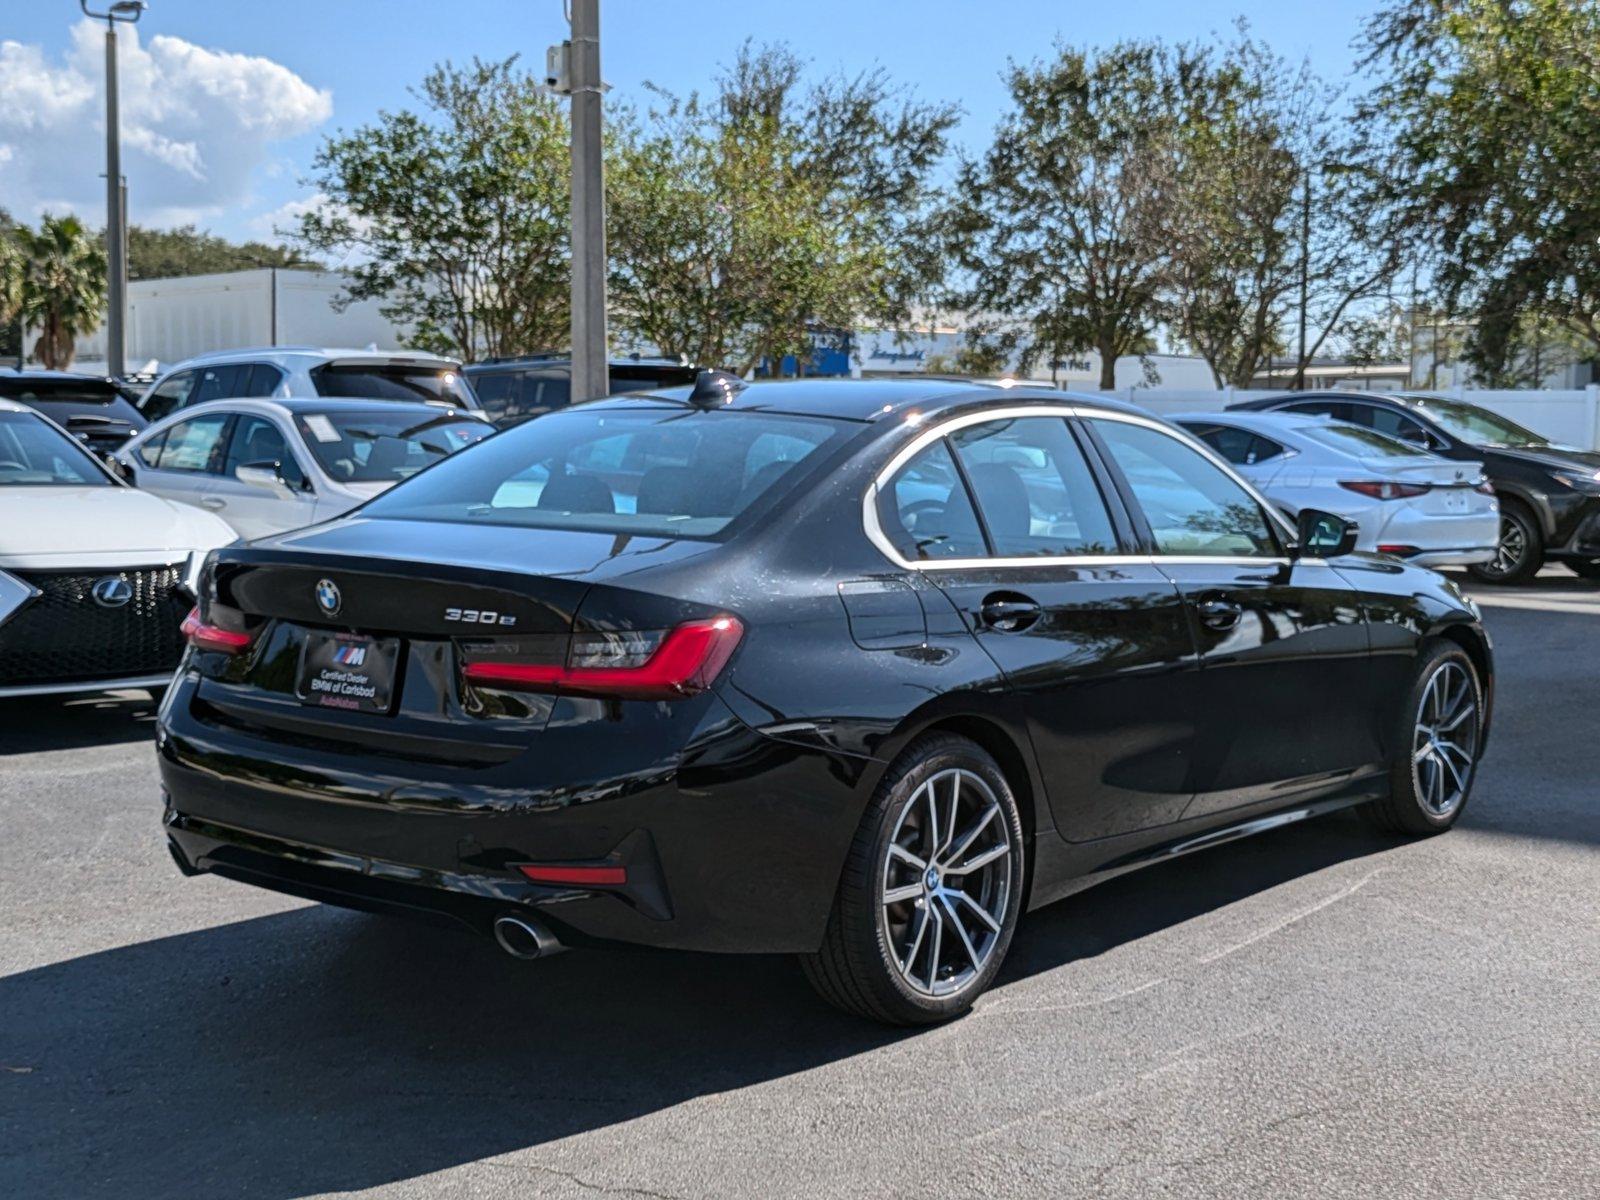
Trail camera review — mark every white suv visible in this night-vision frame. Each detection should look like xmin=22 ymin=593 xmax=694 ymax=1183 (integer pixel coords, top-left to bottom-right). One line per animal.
xmin=138 ymin=347 xmax=480 ymax=422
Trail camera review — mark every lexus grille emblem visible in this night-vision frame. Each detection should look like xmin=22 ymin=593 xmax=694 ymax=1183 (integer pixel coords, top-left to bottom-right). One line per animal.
xmin=315 ymin=578 xmax=342 ymax=617
xmin=91 ymin=576 xmax=134 ymax=608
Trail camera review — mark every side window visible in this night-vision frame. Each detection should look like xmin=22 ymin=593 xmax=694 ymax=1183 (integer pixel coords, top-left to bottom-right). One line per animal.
xmin=155 ymin=414 xmax=232 ymax=474
xmin=949 ymin=417 xmax=1117 ymax=557
xmin=225 ymin=416 xmax=305 ymax=489
xmin=1364 ymin=406 xmax=1435 ymax=448
xmin=1284 ymin=400 xmax=1351 ymax=422
xmin=136 ymin=431 xmax=168 ymax=468
xmin=1249 ymin=434 xmax=1287 ymax=463
xmin=877 ymin=440 xmax=987 ymax=561
xmin=242 ymin=365 xmax=284 ymax=398
xmin=192 ymin=364 xmax=247 ymax=405
xmin=1189 ymin=423 xmax=1255 ymax=466
xmin=1092 ymin=419 xmax=1280 ymax=558
xmin=143 ymin=370 xmax=198 ymax=421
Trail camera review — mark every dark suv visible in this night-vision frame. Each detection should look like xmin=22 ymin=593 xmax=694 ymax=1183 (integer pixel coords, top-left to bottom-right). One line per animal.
xmin=464 ymin=355 xmax=699 ymax=428
xmin=1230 ymin=390 xmax=1600 ymax=583
xmin=0 ymin=370 xmax=148 ymax=459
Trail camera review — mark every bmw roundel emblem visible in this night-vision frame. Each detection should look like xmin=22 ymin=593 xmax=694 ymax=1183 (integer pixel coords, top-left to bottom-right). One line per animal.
xmin=314 ymin=578 xmax=341 ymax=617
xmin=91 ymin=576 xmax=134 ymax=608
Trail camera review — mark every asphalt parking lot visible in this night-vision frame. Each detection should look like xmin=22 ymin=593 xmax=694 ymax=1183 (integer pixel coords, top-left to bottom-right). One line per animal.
xmin=2 ymin=571 xmax=1596 ymax=1200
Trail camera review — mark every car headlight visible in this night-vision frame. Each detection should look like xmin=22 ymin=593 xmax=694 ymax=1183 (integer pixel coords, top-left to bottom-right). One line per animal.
xmin=1553 ymin=468 xmax=1600 ymax=494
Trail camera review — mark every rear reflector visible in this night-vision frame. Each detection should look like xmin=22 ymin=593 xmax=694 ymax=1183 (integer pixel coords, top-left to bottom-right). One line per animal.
xmin=463 ymin=615 xmax=743 ymax=700
xmin=180 ymin=606 xmax=252 ymax=653
xmin=1340 ymin=480 xmax=1431 ymax=500
xmin=516 ymin=863 xmax=628 ymax=886
xmin=1377 ymin=544 xmax=1420 ymax=557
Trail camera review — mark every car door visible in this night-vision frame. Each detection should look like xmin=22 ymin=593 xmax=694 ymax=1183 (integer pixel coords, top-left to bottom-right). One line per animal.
xmin=139 ymin=412 xmax=235 ymax=516
xmin=1084 ymin=414 xmax=1379 ymax=818
xmin=875 ymin=411 xmax=1203 ymax=841
xmin=206 ymin=412 xmax=317 ymax=537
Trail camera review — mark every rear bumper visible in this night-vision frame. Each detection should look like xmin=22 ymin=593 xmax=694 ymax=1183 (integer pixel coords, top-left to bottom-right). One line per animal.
xmin=1403 ymin=547 xmax=1497 ymax=568
xmin=155 ymin=674 xmax=874 ymax=954
xmin=0 ymin=672 xmax=172 ymax=698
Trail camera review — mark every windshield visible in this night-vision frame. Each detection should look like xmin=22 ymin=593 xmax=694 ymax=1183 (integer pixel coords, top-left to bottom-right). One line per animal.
xmin=1402 ymin=396 xmax=1548 ymax=447
xmin=1300 ymin=423 xmax=1427 ymax=458
xmin=295 ymin=410 xmax=493 ymax=483
xmin=0 ymin=379 xmax=120 ymax=407
xmin=0 ymin=411 xmax=112 ymax=486
xmin=360 ymin=405 xmax=850 ymax=539
xmin=309 ymin=363 xmax=476 ymax=408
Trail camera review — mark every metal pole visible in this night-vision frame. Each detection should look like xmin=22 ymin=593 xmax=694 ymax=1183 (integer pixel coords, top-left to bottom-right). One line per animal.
xmin=1294 ymin=168 xmax=1310 ymax=390
xmin=104 ymin=21 xmax=126 ymax=378
xmin=568 ymin=0 xmax=608 ymax=400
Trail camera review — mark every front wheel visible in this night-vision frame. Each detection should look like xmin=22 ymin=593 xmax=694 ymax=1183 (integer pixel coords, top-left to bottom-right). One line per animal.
xmin=1467 ymin=502 xmax=1543 ymax=584
xmin=800 ymin=734 xmax=1025 ymax=1025
xmin=1362 ymin=642 xmax=1484 ymax=835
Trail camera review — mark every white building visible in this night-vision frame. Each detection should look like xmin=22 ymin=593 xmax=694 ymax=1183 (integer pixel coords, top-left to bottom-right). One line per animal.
xmin=66 ymin=268 xmax=415 ymax=375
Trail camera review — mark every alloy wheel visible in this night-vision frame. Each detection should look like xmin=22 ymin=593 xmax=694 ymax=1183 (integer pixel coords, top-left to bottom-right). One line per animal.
xmin=1412 ymin=660 xmax=1479 ymax=817
xmin=880 ymin=768 xmax=1014 ymax=997
xmin=1487 ymin=514 xmax=1527 ymax=577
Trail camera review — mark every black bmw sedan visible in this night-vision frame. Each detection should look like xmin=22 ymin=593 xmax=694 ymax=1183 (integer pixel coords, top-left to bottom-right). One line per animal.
xmin=1229 ymin=390 xmax=1600 ymax=583
xmin=159 ymin=377 xmax=1493 ymax=1024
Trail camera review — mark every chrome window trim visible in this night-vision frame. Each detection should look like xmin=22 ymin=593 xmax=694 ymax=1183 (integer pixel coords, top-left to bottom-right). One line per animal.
xmin=862 ymin=404 xmax=1299 ymax=571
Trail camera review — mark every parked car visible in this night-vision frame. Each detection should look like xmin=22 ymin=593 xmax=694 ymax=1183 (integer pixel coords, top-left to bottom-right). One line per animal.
xmin=1172 ymin=411 xmax=1499 ymax=568
xmin=1229 ymin=390 xmax=1600 ymax=582
xmin=464 ymin=354 xmax=699 ymax=428
xmin=115 ymin=398 xmax=495 ymax=540
xmin=160 ymin=377 xmax=1492 ymax=1024
xmin=138 ymin=347 xmax=480 ymax=423
xmin=0 ymin=398 xmax=234 ymax=698
xmin=0 ymin=369 xmax=148 ymax=459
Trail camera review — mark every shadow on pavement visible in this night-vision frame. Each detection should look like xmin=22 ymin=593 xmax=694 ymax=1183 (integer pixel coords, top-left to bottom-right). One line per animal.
xmin=0 ymin=689 xmax=161 ymax=756
xmin=0 ymin=813 xmax=1398 ymax=1200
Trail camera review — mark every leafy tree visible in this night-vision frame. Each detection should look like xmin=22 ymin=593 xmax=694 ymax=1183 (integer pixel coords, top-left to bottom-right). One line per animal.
xmin=608 ymin=43 xmax=956 ymax=374
xmin=947 ymin=42 xmax=1193 ymax=390
xmin=295 ymin=57 xmax=571 ymax=361
xmin=126 ymin=225 xmax=315 ymax=281
xmin=0 ymin=209 xmax=20 ymax=362
xmin=11 ymin=215 xmax=106 ymax=370
xmin=1361 ymin=0 xmax=1600 ymax=376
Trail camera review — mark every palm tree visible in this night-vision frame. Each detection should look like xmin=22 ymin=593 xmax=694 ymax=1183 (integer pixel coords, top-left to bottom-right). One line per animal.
xmin=15 ymin=215 xmax=107 ymax=370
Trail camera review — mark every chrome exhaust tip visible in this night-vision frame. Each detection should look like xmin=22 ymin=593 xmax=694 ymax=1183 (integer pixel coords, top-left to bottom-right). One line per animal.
xmin=493 ymin=914 xmax=564 ymax=960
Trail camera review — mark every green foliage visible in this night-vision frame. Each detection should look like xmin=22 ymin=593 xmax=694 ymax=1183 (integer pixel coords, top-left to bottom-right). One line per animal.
xmin=296 ymin=57 xmax=571 ymax=361
xmin=8 ymin=214 xmax=106 ymax=370
xmin=946 ymin=41 xmax=1194 ymax=390
xmin=608 ymin=43 xmax=957 ymax=373
xmin=1362 ymin=0 xmax=1600 ymax=375
xmin=126 ymin=225 xmax=314 ymax=281
xmin=0 ymin=209 xmax=20 ymax=362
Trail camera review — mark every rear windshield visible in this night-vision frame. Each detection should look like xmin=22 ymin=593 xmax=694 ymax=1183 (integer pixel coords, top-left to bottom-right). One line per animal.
xmin=0 ymin=379 xmax=119 ymax=406
xmin=309 ymin=363 xmax=476 ymax=408
xmin=294 ymin=410 xmax=494 ymax=483
xmin=0 ymin=411 xmax=111 ymax=486
xmin=1299 ymin=423 xmax=1423 ymax=458
xmin=360 ymin=406 xmax=849 ymax=538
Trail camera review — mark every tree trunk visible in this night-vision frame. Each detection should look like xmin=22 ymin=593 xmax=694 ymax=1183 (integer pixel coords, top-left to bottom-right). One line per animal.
xmin=1097 ymin=342 xmax=1118 ymax=391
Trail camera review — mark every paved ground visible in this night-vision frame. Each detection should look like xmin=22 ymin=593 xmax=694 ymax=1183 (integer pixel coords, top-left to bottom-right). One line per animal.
xmin=2 ymin=570 xmax=1596 ymax=1199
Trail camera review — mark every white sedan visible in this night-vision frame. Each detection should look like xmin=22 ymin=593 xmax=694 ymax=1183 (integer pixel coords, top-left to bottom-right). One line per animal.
xmin=115 ymin=398 xmax=494 ymax=539
xmin=0 ymin=398 xmax=235 ymax=698
xmin=1173 ymin=411 xmax=1500 ymax=567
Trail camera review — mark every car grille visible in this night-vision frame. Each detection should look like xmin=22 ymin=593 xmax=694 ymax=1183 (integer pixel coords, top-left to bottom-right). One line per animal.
xmin=0 ymin=565 xmax=188 ymax=686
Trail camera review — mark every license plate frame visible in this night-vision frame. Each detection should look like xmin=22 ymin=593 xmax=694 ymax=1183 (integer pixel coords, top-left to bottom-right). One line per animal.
xmin=295 ymin=630 xmax=401 ymax=714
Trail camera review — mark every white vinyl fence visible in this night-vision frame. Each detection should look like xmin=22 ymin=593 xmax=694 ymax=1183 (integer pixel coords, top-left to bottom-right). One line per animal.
xmin=1103 ymin=384 xmax=1600 ymax=451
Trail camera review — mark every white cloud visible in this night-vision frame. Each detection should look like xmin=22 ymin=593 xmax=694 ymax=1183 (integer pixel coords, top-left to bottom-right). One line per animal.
xmin=0 ymin=20 xmax=331 ymax=227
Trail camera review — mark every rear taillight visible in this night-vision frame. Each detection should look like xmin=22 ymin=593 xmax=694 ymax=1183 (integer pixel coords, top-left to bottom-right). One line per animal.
xmin=1339 ymin=480 xmax=1431 ymax=500
xmin=180 ymin=606 xmax=253 ymax=654
xmin=463 ymin=615 xmax=744 ymax=700
xmin=1377 ymin=544 xmax=1420 ymax=557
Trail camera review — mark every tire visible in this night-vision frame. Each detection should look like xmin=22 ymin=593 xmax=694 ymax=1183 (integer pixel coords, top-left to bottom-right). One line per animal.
xmin=1361 ymin=642 xmax=1484 ymax=836
xmin=800 ymin=733 xmax=1025 ymax=1025
xmin=1566 ymin=558 xmax=1600 ymax=580
xmin=1467 ymin=500 xmax=1543 ymax=584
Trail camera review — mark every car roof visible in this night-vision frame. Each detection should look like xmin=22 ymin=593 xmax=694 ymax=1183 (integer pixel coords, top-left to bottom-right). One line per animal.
xmin=1173 ymin=409 xmax=1338 ymax=434
xmin=0 ymin=368 xmax=116 ymax=384
xmin=576 ymin=377 xmax=1157 ymax=423
xmin=0 ymin=396 xmax=33 ymax=414
xmin=1228 ymin=389 xmax=1417 ymax=412
xmin=134 ymin=396 xmax=482 ymax=429
xmin=169 ymin=347 xmax=462 ymax=368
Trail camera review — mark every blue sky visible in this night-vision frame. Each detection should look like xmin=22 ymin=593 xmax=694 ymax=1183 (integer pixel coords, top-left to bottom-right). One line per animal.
xmin=0 ymin=0 xmax=1380 ymax=244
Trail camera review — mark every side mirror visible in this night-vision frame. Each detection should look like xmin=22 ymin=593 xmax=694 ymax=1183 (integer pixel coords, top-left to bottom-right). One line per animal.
xmin=1294 ymin=508 xmax=1359 ymax=559
xmin=236 ymin=460 xmax=290 ymax=492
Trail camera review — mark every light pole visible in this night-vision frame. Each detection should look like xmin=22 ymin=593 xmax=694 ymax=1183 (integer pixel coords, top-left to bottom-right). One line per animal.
xmin=82 ymin=0 xmax=146 ymax=380
xmin=566 ymin=0 xmax=608 ymax=401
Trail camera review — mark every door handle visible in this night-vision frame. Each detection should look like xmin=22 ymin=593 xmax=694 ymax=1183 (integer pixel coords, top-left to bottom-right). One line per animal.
xmin=1195 ymin=594 xmax=1242 ymax=631
xmin=199 ymin=497 xmax=226 ymax=510
xmin=979 ymin=593 xmax=1042 ymax=633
